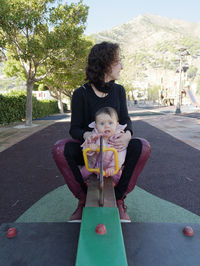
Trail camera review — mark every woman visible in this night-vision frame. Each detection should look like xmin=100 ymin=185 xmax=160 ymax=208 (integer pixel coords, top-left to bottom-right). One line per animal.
xmin=56 ymin=41 xmax=150 ymax=222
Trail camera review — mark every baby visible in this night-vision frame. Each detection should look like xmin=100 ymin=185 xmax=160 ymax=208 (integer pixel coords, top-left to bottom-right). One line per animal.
xmin=81 ymin=107 xmax=127 ymax=185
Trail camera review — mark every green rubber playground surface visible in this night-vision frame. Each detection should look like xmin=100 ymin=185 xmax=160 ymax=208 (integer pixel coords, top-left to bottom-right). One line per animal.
xmin=16 ymin=185 xmax=200 ymax=223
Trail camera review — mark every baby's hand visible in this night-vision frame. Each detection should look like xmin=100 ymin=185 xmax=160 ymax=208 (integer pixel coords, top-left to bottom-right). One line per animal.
xmin=105 ymin=168 xmax=115 ymax=177
xmin=90 ymin=134 xmax=100 ymax=142
xmin=86 ymin=133 xmax=99 ymax=144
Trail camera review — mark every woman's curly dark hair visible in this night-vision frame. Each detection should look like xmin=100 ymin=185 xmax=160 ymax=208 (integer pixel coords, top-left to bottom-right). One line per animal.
xmin=86 ymin=42 xmax=119 ymax=86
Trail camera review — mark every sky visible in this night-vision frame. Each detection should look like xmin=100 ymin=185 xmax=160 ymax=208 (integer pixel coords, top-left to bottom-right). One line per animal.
xmin=68 ymin=0 xmax=200 ymax=35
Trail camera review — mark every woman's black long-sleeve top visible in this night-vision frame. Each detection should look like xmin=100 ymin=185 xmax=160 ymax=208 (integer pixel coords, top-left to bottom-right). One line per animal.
xmin=69 ymin=82 xmax=133 ymax=143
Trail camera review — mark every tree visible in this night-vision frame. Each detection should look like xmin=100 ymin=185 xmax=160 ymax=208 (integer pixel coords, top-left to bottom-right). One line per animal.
xmin=148 ymin=84 xmax=160 ymax=102
xmin=0 ymin=0 xmax=88 ymax=126
xmin=41 ymin=36 xmax=93 ymax=113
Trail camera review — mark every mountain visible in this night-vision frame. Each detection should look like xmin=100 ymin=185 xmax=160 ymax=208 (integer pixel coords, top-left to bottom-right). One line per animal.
xmin=91 ymin=14 xmax=200 ymax=54
xmin=90 ymin=14 xmax=200 ymax=94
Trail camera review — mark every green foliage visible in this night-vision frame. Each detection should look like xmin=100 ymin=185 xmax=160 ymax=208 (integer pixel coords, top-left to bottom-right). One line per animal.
xmin=42 ymin=36 xmax=94 ymax=100
xmin=0 ymin=93 xmax=26 ymax=124
xmin=196 ymin=78 xmax=200 ymax=95
xmin=148 ymin=85 xmax=160 ymax=101
xmin=38 ymin=84 xmax=48 ymax=91
xmin=32 ymin=97 xmax=59 ymax=118
xmin=0 ymin=0 xmax=89 ymax=124
xmin=155 ymin=37 xmax=200 ymax=58
xmin=187 ymin=66 xmax=198 ymax=79
xmin=179 ymin=37 xmax=200 ymax=56
xmin=5 ymin=89 xmax=27 ymax=96
xmin=155 ymin=41 xmax=176 ymax=53
xmin=0 ymin=91 xmax=58 ymax=124
xmin=33 ymin=83 xmax=39 ymax=91
xmin=0 ymin=0 xmax=89 ymax=77
xmin=3 ymin=53 xmax=26 ymax=80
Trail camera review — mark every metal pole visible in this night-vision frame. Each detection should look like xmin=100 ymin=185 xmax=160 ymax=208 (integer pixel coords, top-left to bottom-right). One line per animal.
xmin=99 ymin=136 xmax=104 ymax=206
xmin=175 ymin=56 xmax=182 ymax=114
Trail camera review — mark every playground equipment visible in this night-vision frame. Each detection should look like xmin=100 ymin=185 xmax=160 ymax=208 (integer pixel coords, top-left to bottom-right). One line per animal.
xmin=1 ymin=136 xmax=200 ymax=265
xmin=185 ymin=86 xmax=200 ymax=107
xmin=82 ymin=136 xmax=119 ymax=206
xmin=76 ymin=136 xmax=127 ymax=265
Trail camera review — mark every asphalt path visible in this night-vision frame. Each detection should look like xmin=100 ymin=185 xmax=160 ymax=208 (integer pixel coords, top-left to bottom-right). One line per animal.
xmin=0 ymin=120 xmax=200 ymax=224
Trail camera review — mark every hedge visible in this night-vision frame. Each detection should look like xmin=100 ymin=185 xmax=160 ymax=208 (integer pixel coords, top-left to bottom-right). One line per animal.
xmin=0 ymin=91 xmax=59 ymax=125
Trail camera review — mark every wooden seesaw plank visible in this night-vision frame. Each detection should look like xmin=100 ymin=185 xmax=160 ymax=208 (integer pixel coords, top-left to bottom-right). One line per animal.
xmin=85 ymin=174 xmax=99 ymax=207
xmin=85 ymin=175 xmax=116 ymax=207
xmin=76 ymin=174 xmax=127 ymax=266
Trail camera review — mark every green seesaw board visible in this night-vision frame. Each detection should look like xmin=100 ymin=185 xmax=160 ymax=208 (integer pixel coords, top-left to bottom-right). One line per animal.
xmin=75 ymin=207 xmax=128 ymax=266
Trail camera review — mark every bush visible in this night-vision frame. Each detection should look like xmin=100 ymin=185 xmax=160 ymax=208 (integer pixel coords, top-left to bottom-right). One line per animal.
xmin=32 ymin=97 xmax=59 ymax=119
xmin=0 ymin=91 xmax=59 ymax=125
xmin=0 ymin=93 xmax=26 ymax=124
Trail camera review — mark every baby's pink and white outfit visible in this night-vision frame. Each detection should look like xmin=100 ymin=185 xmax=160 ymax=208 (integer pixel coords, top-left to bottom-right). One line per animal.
xmin=80 ymin=122 xmax=127 ymax=185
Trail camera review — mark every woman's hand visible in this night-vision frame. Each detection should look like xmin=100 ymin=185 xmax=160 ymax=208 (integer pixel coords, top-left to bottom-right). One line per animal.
xmin=108 ymin=131 xmax=131 ymax=151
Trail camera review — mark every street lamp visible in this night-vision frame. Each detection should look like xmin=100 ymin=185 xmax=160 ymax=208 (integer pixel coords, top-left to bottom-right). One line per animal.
xmin=175 ymin=47 xmax=190 ymax=114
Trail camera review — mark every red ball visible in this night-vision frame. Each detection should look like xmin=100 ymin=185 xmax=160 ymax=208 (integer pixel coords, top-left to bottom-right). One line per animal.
xmin=95 ymin=224 xmax=107 ymax=235
xmin=183 ymin=226 xmax=194 ymax=237
xmin=6 ymin=227 xmax=17 ymax=238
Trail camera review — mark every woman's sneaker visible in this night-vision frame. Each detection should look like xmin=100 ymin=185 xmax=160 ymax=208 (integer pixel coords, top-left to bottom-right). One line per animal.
xmin=117 ymin=200 xmax=131 ymax=223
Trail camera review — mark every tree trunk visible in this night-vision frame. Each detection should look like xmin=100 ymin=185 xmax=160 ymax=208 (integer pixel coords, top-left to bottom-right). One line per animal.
xmin=58 ymin=93 xmax=64 ymax=114
xmin=26 ymin=80 xmax=34 ymax=126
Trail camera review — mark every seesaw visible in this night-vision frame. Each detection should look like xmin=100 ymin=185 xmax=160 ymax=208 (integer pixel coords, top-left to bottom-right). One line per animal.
xmin=76 ymin=136 xmax=128 ymax=265
xmin=1 ymin=137 xmax=200 ymax=266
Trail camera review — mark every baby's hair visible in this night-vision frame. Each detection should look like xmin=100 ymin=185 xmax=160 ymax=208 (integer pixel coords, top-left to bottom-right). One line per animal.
xmin=95 ymin=107 xmax=118 ymax=122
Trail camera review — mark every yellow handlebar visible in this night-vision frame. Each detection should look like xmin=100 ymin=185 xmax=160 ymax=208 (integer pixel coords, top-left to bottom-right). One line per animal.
xmin=83 ymin=146 xmax=119 ymax=176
